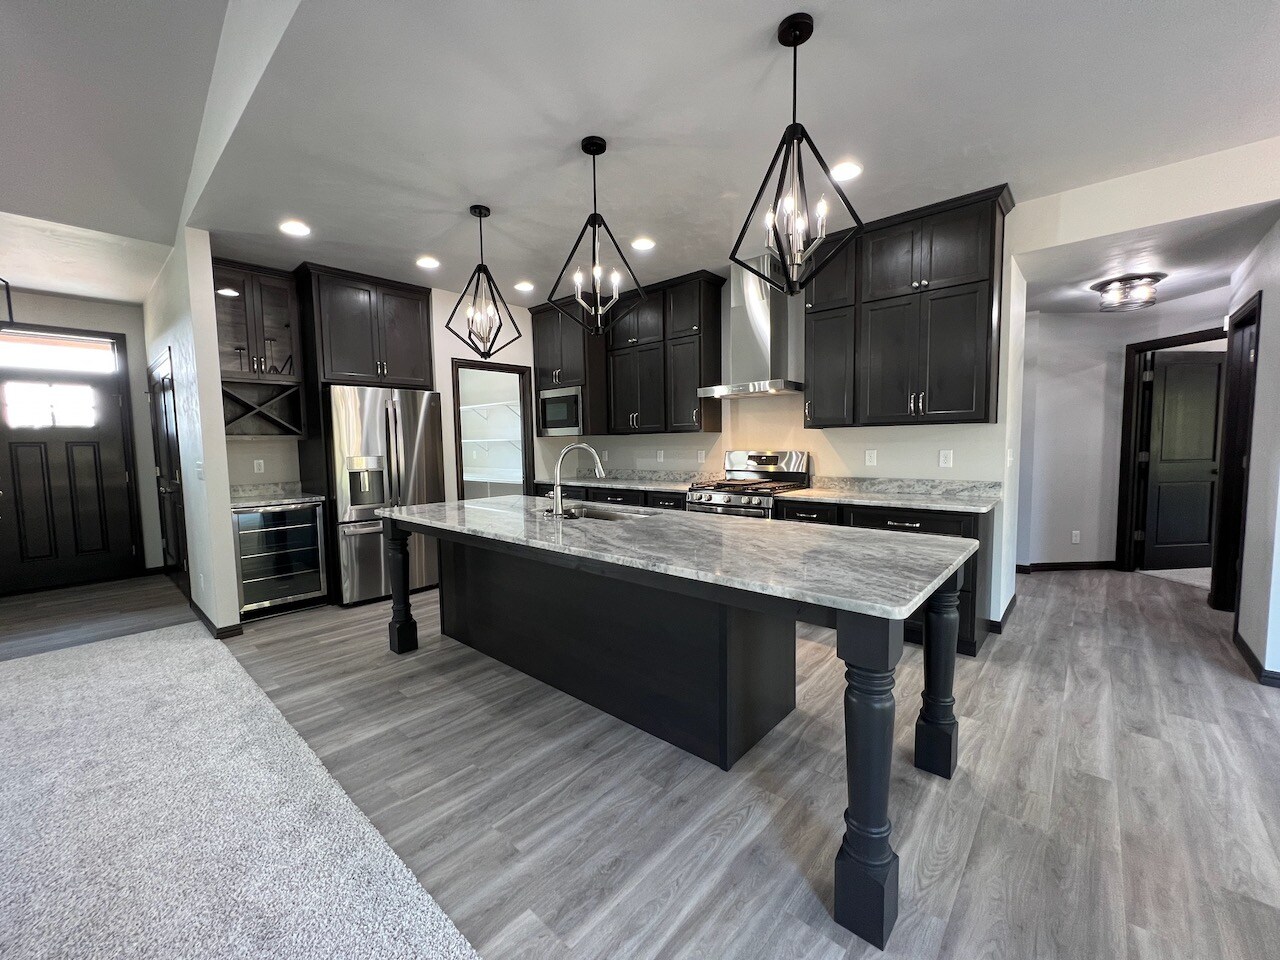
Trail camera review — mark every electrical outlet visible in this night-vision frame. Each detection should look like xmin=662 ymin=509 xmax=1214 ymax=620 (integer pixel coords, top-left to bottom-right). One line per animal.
xmin=602 ymin=450 xmax=608 ymax=462
xmin=1008 ymin=448 xmax=1015 ymax=466
xmin=195 ymin=460 xmax=204 ymax=480
xmin=1071 ymin=530 xmax=1081 ymax=544
xmin=698 ymin=450 xmax=706 ymax=464
xmin=864 ymin=449 xmax=877 ymax=466
xmin=253 ymin=459 xmax=265 ymax=474
xmin=939 ymin=449 xmax=954 ymax=468
xmin=656 ymin=450 xmax=664 ymax=463
xmin=198 ymin=573 xmax=205 ymax=593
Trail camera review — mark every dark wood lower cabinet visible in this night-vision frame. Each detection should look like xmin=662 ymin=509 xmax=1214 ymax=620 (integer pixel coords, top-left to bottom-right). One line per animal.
xmin=586 ymin=488 xmax=645 ymax=507
xmin=646 ymin=491 xmax=687 ymax=510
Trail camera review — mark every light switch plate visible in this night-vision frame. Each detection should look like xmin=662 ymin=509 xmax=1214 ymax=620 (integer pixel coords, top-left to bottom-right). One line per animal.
xmin=865 ymin=449 xmax=877 ymax=466
xmin=195 ymin=460 xmax=204 ymax=480
xmin=698 ymin=450 xmax=706 ymax=464
xmin=253 ymin=459 xmax=265 ymax=474
xmin=1071 ymin=530 xmax=1081 ymax=544
xmin=656 ymin=450 xmax=664 ymax=463
xmin=939 ymin=449 xmax=954 ymax=468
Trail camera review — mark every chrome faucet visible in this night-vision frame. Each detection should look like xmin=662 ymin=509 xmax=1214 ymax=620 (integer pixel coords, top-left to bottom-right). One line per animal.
xmin=551 ymin=442 xmax=605 ymax=517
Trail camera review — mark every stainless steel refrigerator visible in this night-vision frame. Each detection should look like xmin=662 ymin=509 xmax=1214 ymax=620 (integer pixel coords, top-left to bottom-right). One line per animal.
xmin=329 ymin=385 xmax=445 ymax=604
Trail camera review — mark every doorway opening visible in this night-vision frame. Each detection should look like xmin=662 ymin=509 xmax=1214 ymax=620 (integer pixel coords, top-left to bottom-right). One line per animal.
xmin=451 ymin=358 xmax=533 ymax=501
xmin=0 ymin=325 xmax=142 ymax=594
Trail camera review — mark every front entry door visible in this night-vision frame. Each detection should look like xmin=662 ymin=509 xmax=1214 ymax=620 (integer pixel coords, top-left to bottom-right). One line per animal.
xmin=148 ymin=350 xmax=188 ymax=596
xmin=1143 ymin=351 xmax=1225 ymax=569
xmin=0 ymin=328 xmax=139 ymax=594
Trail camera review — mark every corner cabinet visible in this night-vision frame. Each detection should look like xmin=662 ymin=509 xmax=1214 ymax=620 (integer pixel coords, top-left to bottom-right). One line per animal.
xmin=802 ymin=185 xmax=1012 ymax=428
xmin=296 ymin=264 xmax=433 ymax=389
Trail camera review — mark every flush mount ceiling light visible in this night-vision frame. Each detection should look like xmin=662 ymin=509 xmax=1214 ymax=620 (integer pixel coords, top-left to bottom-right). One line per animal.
xmin=548 ymin=136 xmax=646 ymax=336
xmin=1089 ymin=272 xmax=1167 ymax=312
xmin=416 ymin=255 xmax=440 ymax=270
xmin=216 ymin=287 xmax=240 ymax=298
xmin=730 ymin=12 xmax=862 ymax=296
xmin=630 ymin=236 xmax=656 ymax=251
xmin=444 ymin=205 xmax=522 ymax=360
xmin=278 ymin=219 xmax=311 ymax=237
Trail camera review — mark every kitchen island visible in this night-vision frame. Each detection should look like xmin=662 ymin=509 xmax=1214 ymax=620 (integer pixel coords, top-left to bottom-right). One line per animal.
xmin=379 ymin=495 xmax=975 ymax=949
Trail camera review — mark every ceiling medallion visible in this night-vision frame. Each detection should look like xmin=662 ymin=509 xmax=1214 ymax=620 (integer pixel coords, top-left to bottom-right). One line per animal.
xmin=444 ymin=205 xmax=523 ymax=359
xmin=730 ymin=12 xmax=862 ymax=296
xmin=1089 ymin=272 xmax=1167 ymax=312
xmin=548 ymin=136 xmax=646 ymax=336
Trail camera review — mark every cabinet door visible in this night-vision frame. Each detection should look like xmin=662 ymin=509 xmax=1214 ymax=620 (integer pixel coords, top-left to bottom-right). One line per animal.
xmin=633 ymin=289 xmax=665 ymax=344
xmin=804 ymin=234 xmax=856 ymax=310
xmin=857 ymin=295 xmax=920 ymax=425
xmin=606 ymin=294 xmax=638 ymax=351
xmin=557 ymin=311 xmax=586 ymax=386
xmin=803 ymin=307 xmax=854 ymax=427
xmin=253 ymin=274 xmax=301 ymax=382
xmin=319 ymin=275 xmax=381 ymax=383
xmin=213 ymin=266 xmax=256 ymax=379
xmin=532 ymin=308 xmax=561 ymax=387
xmin=920 ymin=204 xmax=992 ymax=291
xmin=607 ymin=349 xmax=638 ymax=433
xmin=664 ymin=281 xmax=703 ymax=338
xmin=635 ymin=343 xmax=666 ymax=432
xmin=379 ymin=289 xmax=432 ymax=387
xmin=666 ymin=335 xmax=701 ymax=432
xmin=860 ymin=221 xmax=921 ymax=302
xmin=918 ymin=282 xmax=990 ymax=423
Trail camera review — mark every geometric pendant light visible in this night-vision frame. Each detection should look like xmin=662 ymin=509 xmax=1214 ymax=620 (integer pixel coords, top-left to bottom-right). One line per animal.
xmin=444 ymin=205 xmax=523 ymax=360
xmin=548 ymin=136 xmax=647 ymax=337
xmin=730 ymin=12 xmax=862 ymax=296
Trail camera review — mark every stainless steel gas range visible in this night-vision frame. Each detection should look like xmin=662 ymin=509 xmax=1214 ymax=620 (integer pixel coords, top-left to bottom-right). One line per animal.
xmin=686 ymin=450 xmax=810 ymax=519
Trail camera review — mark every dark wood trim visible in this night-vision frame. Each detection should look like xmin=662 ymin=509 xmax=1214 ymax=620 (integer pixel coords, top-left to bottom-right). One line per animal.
xmin=211 ymin=256 xmax=294 ymax=281
xmin=450 ymin=357 xmax=535 ymax=498
xmin=1233 ymin=631 xmax=1280 ymax=688
xmin=1115 ymin=325 xmax=1227 ymax=570
xmin=294 ymin=260 xmax=433 ymax=299
xmin=1019 ymin=561 xmax=1116 ymax=573
xmin=983 ymin=593 xmax=1017 ymax=634
xmin=827 ymin=184 xmax=1014 ymax=245
xmin=188 ymin=599 xmax=243 ymax=639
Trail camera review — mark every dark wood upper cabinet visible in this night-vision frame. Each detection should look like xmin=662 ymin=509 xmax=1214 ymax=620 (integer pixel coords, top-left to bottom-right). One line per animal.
xmin=804 ymin=235 xmax=856 ymax=311
xmin=302 ymin=265 xmax=432 ymax=388
xmin=803 ymin=306 xmax=855 ymax=427
xmin=634 ymin=343 xmax=666 ymax=432
xmin=918 ymin=282 xmax=990 ymax=422
xmin=533 ymin=301 xmax=588 ymax=388
xmin=532 ymin=307 xmax=560 ymax=386
xmin=607 ymin=291 xmax=663 ymax=350
xmin=920 ymin=205 xmax=992 ymax=292
xmin=607 ymin=348 xmax=639 ymax=434
xmin=664 ymin=282 xmax=703 ymax=337
xmin=666 ymin=336 xmax=701 ymax=431
xmin=558 ymin=308 xmax=587 ymax=386
xmin=857 ymin=296 xmax=919 ymax=425
xmin=861 ymin=221 xmax=921 ymax=302
xmin=214 ymin=262 xmax=302 ymax=383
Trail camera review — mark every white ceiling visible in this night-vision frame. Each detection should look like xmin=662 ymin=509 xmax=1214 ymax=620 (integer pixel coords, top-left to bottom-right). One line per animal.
xmin=0 ymin=1 xmax=228 ymax=245
xmin=1020 ymin=202 xmax=1280 ymax=314
xmin=192 ymin=0 xmax=1280 ymax=300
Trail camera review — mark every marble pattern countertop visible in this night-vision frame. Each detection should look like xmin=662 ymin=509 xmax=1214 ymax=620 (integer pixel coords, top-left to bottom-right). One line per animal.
xmin=380 ymin=495 xmax=976 ymax=620
xmin=231 ymin=493 xmax=327 ymax=509
xmin=775 ymin=488 xmax=1000 ymax=514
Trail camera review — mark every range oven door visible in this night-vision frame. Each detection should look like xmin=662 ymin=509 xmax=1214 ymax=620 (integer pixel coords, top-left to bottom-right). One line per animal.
xmin=539 ymin=386 xmax=583 ymax=436
xmin=686 ymin=502 xmax=773 ymax=519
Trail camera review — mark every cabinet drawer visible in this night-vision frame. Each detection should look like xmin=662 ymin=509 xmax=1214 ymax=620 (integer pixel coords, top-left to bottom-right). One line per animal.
xmin=845 ymin=508 xmax=971 ymax=540
xmin=646 ymin=491 xmax=686 ymax=511
xmin=586 ymin=487 xmax=645 ymax=506
xmin=242 ymin=569 xmax=324 ymax=610
xmin=535 ymin=484 xmax=588 ymax=502
xmin=777 ymin=500 xmax=839 ymax=524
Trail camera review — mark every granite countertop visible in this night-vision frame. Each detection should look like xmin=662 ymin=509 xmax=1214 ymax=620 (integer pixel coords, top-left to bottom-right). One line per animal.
xmin=231 ymin=493 xmax=326 ymax=509
xmin=535 ymin=476 xmax=694 ymax=494
xmin=380 ymin=495 xmax=975 ymax=620
xmin=776 ymin=487 xmax=1000 ymax=514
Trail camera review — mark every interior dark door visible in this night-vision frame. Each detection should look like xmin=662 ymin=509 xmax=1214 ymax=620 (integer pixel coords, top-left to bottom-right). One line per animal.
xmin=319 ymin=275 xmax=382 ymax=383
xmin=918 ymin=281 xmax=989 ymax=422
xmin=1144 ymin=351 xmax=1225 ymax=569
xmin=148 ymin=351 xmax=188 ymax=596
xmin=857 ymin=295 xmax=919 ymax=425
xmin=0 ymin=375 xmax=136 ymax=593
xmin=860 ymin=222 xmax=921 ymax=302
xmin=378 ymin=289 xmax=432 ymax=387
xmin=608 ymin=350 xmax=638 ymax=434
xmin=804 ymin=306 xmax=854 ymax=427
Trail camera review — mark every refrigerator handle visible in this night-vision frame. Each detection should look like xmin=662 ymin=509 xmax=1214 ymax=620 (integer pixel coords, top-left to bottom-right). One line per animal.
xmin=391 ymin=399 xmax=407 ymax=506
xmin=384 ymin=400 xmax=400 ymax=507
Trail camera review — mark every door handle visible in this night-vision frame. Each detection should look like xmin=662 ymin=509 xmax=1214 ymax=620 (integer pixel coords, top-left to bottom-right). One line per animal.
xmin=909 ymin=392 xmax=915 ymax=415
xmin=341 ymin=521 xmax=385 ymax=536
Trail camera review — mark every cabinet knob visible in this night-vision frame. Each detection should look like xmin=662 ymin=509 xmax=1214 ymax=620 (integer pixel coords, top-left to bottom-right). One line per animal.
xmin=920 ymin=279 xmax=929 ymax=287
xmin=911 ymin=281 xmax=920 ymax=289
xmin=691 ymin=325 xmax=698 ymax=331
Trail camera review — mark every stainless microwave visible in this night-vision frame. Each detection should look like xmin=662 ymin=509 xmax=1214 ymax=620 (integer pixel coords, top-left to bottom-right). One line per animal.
xmin=539 ymin=385 xmax=583 ymax=436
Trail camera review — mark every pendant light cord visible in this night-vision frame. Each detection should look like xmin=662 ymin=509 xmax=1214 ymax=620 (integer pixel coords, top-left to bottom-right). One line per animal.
xmin=592 ymin=154 xmax=599 ymax=214
xmin=477 ymin=215 xmax=485 ymax=264
xmin=791 ymin=44 xmax=798 ymax=124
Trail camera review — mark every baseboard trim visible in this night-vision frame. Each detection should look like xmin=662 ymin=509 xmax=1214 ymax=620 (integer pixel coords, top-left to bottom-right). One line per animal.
xmin=189 ymin=600 xmax=243 ymax=640
xmin=983 ymin=594 xmax=1018 ymax=635
xmin=1015 ymin=564 xmax=1031 ymax=574
xmin=1019 ymin=561 xmax=1116 ymax=573
xmin=1233 ymin=631 xmax=1280 ymax=688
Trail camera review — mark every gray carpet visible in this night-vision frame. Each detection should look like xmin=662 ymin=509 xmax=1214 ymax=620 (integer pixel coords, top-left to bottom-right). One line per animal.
xmin=0 ymin=623 xmax=480 ymax=960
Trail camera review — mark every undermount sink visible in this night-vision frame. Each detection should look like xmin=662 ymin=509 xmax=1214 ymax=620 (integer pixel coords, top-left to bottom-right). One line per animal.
xmin=554 ymin=505 xmax=654 ymax=522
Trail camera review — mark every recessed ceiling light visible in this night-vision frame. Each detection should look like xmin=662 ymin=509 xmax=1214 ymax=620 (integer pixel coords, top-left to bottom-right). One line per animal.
xmin=416 ymin=255 xmax=440 ymax=270
xmin=215 ymin=287 xmax=240 ymax=298
xmin=630 ymin=236 xmax=656 ymax=251
xmin=278 ymin=219 xmax=311 ymax=237
xmin=831 ymin=160 xmax=863 ymax=182
xmin=514 ymin=281 xmax=535 ymax=292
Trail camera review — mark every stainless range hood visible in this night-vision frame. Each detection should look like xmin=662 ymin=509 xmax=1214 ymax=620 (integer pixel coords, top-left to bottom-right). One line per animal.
xmin=698 ymin=256 xmax=804 ymax=399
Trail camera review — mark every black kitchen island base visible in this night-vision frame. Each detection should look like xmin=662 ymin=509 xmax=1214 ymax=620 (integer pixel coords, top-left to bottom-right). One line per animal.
xmin=437 ymin=538 xmax=797 ymax=770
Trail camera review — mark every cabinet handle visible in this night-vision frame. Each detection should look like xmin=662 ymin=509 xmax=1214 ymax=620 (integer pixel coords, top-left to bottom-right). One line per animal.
xmin=918 ymin=391 xmax=925 ymax=414
xmin=886 ymin=519 xmax=922 ymax=529
xmin=804 ymin=400 xmax=811 ymax=420
xmin=606 ymin=496 xmax=624 ymax=502
xmin=795 ymin=512 xmax=820 ymax=520
xmin=693 ymin=405 xmax=700 ymax=427
xmin=920 ymin=279 xmax=929 ymax=287
xmin=629 ymin=337 xmax=637 ymax=344
xmin=260 ymin=356 xmax=267 ymax=372
xmin=908 ymin=392 xmax=915 ymax=415
xmin=912 ymin=281 xmax=920 ymax=289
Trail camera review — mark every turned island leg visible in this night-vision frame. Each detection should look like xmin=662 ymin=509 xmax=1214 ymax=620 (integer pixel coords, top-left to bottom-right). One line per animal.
xmin=915 ymin=569 xmax=962 ymax=778
xmin=384 ymin=519 xmax=418 ymax=654
xmin=833 ymin=610 xmax=904 ymax=950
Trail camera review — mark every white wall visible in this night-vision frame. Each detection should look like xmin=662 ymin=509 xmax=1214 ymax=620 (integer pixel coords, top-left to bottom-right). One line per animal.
xmin=1017 ymin=288 xmax=1229 ymax=566
xmin=1230 ymin=218 xmax=1280 ymax=671
xmin=143 ymin=227 xmax=239 ymax=628
xmin=8 ymin=290 xmax=163 ymax=568
xmin=226 ymin=437 xmax=300 ymax=487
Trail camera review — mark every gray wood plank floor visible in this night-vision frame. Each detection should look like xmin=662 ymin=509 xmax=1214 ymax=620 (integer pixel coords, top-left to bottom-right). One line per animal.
xmin=7 ymin=570 xmax=1279 ymax=958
